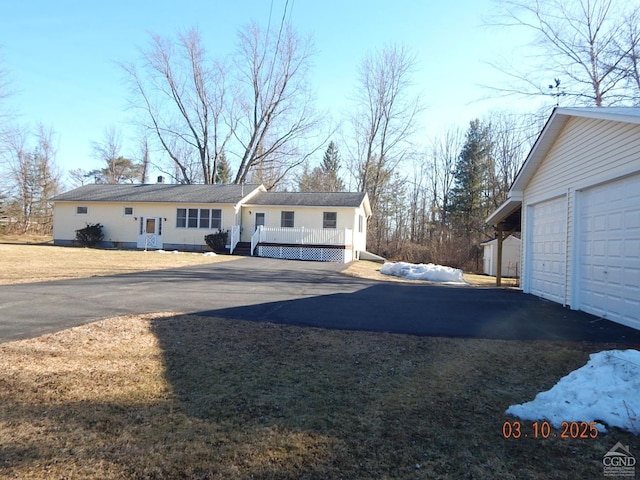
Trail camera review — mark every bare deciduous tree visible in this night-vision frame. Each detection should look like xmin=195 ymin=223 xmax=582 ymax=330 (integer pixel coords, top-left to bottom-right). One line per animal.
xmin=348 ymin=44 xmax=422 ymax=250
xmin=3 ymin=124 xmax=61 ymax=234
xmin=232 ymin=21 xmax=325 ymax=188
xmin=89 ymin=127 xmax=144 ymax=184
xmin=122 ymin=28 xmax=232 ymax=184
xmin=350 ymin=44 xmax=421 ymax=208
xmin=490 ymin=0 xmax=640 ymax=105
xmin=123 ymin=22 xmax=324 ymax=189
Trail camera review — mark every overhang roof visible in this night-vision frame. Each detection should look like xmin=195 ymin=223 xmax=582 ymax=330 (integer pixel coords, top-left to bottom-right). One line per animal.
xmin=487 ymin=107 xmax=640 ymax=227
xmin=245 ymin=191 xmax=372 ymax=216
xmin=52 ymin=183 xmax=264 ymax=204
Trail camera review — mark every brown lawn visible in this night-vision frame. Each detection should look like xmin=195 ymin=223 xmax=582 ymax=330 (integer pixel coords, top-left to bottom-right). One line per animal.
xmin=0 ymin=236 xmax=238 ymax=285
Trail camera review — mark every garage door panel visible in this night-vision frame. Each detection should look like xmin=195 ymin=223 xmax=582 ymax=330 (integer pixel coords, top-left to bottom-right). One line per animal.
xmin=578 ymin=174 xmax=640 ymax=329
xmin=529 ymin=197 xmax=566 ymax=304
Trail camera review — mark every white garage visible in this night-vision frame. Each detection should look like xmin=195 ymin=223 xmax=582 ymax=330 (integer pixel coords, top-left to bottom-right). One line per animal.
xmin=488 ymin=107 xmax=640 ymax=331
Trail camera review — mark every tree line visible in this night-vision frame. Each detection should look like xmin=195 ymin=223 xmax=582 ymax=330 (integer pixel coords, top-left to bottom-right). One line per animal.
xmin=1 ymin=0 xmax=639 ymax=270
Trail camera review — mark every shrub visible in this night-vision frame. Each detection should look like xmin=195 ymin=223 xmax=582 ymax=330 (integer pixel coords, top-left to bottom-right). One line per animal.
xmin=204 ymin=230 xmax=228 ymax=253
xmin=75 ymin=223 xmax=104 ymax=247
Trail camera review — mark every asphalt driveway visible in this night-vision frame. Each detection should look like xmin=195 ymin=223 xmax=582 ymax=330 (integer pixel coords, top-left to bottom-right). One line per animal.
xmin=1 ymin=257 xmax=640 ymax=344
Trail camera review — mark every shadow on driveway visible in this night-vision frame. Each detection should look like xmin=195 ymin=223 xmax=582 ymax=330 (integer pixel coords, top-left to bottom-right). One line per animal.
xmin=196 ymin=283 xmax=640 ymax=344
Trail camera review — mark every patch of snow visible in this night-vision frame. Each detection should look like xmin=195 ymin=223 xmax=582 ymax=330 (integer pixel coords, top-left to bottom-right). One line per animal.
xmin=380 ymin=261 xmax=466 ymax=284
xmin=155 ymin=249 xmax=182 ymax=254
xmin=203 ymin=252 xmax=217 ymax=257
xmin=506 ymin=349 xmax=640 ymax=434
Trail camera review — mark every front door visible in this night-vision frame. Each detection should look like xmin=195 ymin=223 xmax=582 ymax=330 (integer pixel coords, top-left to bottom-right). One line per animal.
xmin=254 ymin=212 xmax=265 ymax=231
xmin=137 ymin=217 xmax=163 ymax=250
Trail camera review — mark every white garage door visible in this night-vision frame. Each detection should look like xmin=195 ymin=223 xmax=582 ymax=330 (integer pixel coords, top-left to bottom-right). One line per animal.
xmin=528 ymin=196 xmax=566 ymax=304
xmin=578 ymin=174 xmax=640 ymax=329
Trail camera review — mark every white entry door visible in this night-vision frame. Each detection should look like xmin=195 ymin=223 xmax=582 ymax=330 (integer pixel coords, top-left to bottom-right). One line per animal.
xmin=527 ymin=196 xmax=566 ymax=304
xmin=137 ymin=217 xmax=163 ymax=249
xmin=578 ymin=174 xmax=640 ymax=329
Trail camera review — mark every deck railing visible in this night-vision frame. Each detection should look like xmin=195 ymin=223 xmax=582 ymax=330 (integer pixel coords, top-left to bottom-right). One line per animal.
xmin=254 ymin=226 xmax=352 ymax=247
xmin=250 ymin=228 xmax=260 ymax=256
xmin=229 ymin=225 xmax=241 ymax=254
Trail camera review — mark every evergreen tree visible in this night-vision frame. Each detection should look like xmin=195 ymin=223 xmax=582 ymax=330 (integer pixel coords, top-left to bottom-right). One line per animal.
xmin=87 ymin=157 xmax=144 ymax=184
xmin=449 ymin=119 xmax=494 ymax=240
xmin=298 ymin=141 xmax=345 ymax=192
xmin=320 ymin=141 xmax=345 ymax=191
xmin=214 ymin=152 xmax=232 ymax=184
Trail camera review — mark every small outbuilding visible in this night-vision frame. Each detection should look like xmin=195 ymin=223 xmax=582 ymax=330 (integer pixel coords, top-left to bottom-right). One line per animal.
xmin=481 ymin=235 xmax=521 ymax=278
xmin=487 ymin=107 xmax=640 ymax=331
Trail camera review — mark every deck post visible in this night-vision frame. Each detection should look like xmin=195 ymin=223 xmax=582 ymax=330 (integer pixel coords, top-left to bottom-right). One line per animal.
xmin=496 ymin=223 xmax=503 ymax=287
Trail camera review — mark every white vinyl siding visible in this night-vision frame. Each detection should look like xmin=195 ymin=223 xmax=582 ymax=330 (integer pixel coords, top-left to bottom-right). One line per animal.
xmin=526 ymin=118 xmax=640 ymax=202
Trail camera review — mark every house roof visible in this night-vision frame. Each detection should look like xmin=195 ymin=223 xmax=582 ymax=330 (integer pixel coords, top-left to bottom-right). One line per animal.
xmin=487 ymin=107 xmax=640 ymax=226
xmin=245 ymin=191 xmax=372 ymax=215
xmin=51 ymin=183 xmax=264 ymax=204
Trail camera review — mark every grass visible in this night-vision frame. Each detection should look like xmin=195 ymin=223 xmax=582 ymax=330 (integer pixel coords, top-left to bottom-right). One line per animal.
xmin=0 ymin=237 xmax=239 ymax=285
xmin=1 ymin=314 xmax=637 ymax=479
xmin=0 ymin=234 xmax=637 ymax=478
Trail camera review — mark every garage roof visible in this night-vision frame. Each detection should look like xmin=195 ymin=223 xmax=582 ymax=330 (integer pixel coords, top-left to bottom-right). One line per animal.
xmin=487 ymin=107 xmax=640 ymax=227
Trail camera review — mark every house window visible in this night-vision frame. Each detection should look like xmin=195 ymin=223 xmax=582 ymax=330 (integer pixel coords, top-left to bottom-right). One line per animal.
xmin=176 ymin=208 xmax=222 ymax=229
xmin=211 ymin=209 xmax=222 ymax=229
xmin=358 ymin=215 xmax=364 ymax=233
xmin=281 ymin=211 xmax=295 ymax=228
xmin=76 ymin=206 xmax=88 ymax=215
xmin=176 ymin=208 xmax=187 ymax=228
xmin=200 ymin=209 xmax=210 ymax=229
xmin=323 ymin=212 xmax=337 ymax=229
xmin=124 ymin=207 xmax=134 ymax=216
xmin=188 ymin=208 xmax=198 ymax=228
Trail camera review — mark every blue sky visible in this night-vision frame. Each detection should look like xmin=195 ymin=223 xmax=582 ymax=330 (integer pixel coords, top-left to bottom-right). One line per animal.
xmin=1 ymin=0 xmax=546 ymax=183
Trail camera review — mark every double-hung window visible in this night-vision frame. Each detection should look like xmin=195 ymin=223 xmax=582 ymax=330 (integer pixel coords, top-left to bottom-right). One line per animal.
xmin=323 ymin=212 xmax=337 ymax=229
xmin=200 ymin=209 xmax=210 ymax=229
xmin=187 ymin=208 xmax=198 ymax=228
xmin=281 ymin=211 xmax=295 ymax=228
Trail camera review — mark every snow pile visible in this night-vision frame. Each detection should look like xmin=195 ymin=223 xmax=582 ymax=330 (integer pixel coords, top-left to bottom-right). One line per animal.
xmin=380 ymin=261 xmax=466 ymax=284
xmin=506 ymin=349 xmax=640 ymax=434
xmin=153 ymin=249 xmax=216 ymax=257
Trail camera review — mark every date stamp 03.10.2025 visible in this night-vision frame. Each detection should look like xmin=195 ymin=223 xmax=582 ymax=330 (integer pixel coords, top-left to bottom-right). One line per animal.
xmin=501 ymin=420 xmax=599 ymax=439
